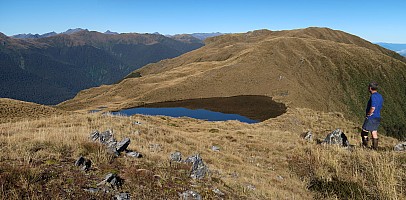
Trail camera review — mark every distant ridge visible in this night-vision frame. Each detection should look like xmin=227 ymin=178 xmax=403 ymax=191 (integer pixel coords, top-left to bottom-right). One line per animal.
xmin=1 ymin=30 xmax=204 ymax=104
xmin=376 ymin=42 xmax=406 ymax=57
xmin=11 ymin=28 xmax=89 ymax=39
xmin=190 ymin=32 xmax=224 ymax=40
xmin=11 ymin=29 xmax=225 ymax=41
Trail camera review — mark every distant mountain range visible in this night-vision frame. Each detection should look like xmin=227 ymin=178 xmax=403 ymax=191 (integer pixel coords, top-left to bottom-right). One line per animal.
xmin=376 ymin=42 xmax=406 ymax=57
xmin=11 ymin=28 xmax=224 ymax=41
xmin=1 ymin=30 xmax=204 ymax=104
xmin=12 ymin=28 xmax=88 ymax=39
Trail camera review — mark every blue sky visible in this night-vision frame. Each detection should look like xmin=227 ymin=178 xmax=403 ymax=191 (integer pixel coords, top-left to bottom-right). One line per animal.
xmin=0 ymin=0 xmax=405 ymax=43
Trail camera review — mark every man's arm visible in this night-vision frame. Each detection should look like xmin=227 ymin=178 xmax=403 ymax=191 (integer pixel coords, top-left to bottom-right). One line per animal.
xmin=367 ymin=107 xmax=375 ymax=117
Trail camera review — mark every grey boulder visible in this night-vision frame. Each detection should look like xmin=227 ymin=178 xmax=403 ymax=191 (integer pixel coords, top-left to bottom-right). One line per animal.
xmin=323 ymin=129 xmax=349 ymax=146
xmin=116 ymin=138 xmax=131 ymax=153
xmin=185 ymin=154 xmax=209 ymax=179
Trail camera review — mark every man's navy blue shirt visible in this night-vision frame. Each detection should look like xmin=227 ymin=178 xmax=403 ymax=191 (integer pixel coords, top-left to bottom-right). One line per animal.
xmin=366 ymin=92 xmax=383 ymax=118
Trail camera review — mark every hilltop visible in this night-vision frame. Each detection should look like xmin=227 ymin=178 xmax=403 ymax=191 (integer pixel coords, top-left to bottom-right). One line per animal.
xmin=0 ymin=30 xmax=203 ymax=104
xmin=58 ymin=27 xmax=406 ymax=138
xmin=0 ymin=98 xmax=66 ymax=123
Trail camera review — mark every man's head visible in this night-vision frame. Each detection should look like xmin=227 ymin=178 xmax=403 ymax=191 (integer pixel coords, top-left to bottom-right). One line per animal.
xmin=369 ymin=82 xmax=378 ymax=93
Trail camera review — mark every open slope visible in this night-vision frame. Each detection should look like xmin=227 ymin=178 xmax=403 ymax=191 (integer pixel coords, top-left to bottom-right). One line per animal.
xmin=58 ymin=27 xmax=406 ymax=134
xmin=0 ymin=106 xmax=403 ymax=199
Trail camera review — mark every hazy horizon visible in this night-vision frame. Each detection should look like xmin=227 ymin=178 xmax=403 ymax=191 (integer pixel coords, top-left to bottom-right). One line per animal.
xmin=1 ymin=0 xmax=405 ymax=43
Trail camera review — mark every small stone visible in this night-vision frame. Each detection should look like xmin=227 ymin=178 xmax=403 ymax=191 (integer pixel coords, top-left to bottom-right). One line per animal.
xmin=149 ymin=144 xmax=162 ymax=152
xmin=170 ymin=151 xmax=182 ymax=162
xmin=126 ymin=151 xmax=143 ymax=158
xmin=115 ymin=192 xmax=131 ymax=200
xmin=277 ymin=175 xmax=284 ymax=180
xmin=97 ymin=173 xmax=123 ymax=188
xmin=246 ymin=184 xmax=256 ymax=190
xmin=110 ymin=177 xmax=123 ymax=188
xmin=84 ymin=187 xmax=99 ymax=193
xmin=75 ymin=156 xmax=85 ymax=166
xmin=303 ymin=131 xmax=313 ymax=142
xmin=90 ymin=131 xmax=100 ymax=141
xmin=81 ymin=159 xmax=92 ymax=171
xmin=212 ymin=188 xmax=225 ymax=196
xmin=394 ymin=142 xmax=406 ymax=151
xmin=105 ymin=173 xmax=116 ymax=182
xmin=116 ymin=138 xmax=131 ymax=153
xmin=179 ymin=190 xmax=202 ymax=200
xmin=211 ymin=146 xmax=220 ymax=152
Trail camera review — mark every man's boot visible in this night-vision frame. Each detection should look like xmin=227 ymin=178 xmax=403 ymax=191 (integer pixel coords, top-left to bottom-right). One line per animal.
xmin=372 ymin=138 xmax=378 ymax=150
xmin=361 ymin=130 xmax=369 ymax=147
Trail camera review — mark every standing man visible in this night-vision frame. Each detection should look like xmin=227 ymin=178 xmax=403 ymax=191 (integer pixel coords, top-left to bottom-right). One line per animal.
xmin=361 ymin=82 xmax=383 ymax=150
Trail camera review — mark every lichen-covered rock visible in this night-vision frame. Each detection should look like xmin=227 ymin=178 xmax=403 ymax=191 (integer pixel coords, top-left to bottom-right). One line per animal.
xmin=90 ymin=131 xmax=100 ymax=141
xmin=97 ymin=173 xmax=123 ymax=189
xmin=99 ymin=130 xmax=114 ymax=144
xmin=212 ymin=188 xmax=225 ymax=196
xmin=170 ymin=151 xmax=182 ymax=162
xmin=115 ymin=192 xmax=131 ymax=200
xmin=304 ymin=131 xmax=313 ymax=142
xmin=323 ymin=129 xmax=349 ymax=146
xmin=394 ymin=142 xmax=406 ymax=151
xmin=75 ymin=156 xmax=85 ymax=166
xmin=75 ymin=156 xmax=91 ymax=171
xmin=179 ymin=190 xmax=202 ymax=200
xmin=82 ymin=159 xmax=92 ymax=171
xmin=185 ymin=154 xmax=209 ymax=179
xmin=211 ymin=146 xmax=220 ymax=152
xmin=83 ymin=187 xmax=99 ymax=193
xmin=116 ymin=138 xmax=130 ymax=153
xmin=126 ymin=151 xmax=143 ymax=158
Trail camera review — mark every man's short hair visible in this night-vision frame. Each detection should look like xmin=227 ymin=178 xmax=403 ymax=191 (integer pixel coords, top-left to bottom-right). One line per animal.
xmin=369 ymin=82 xmax=378 ymax=90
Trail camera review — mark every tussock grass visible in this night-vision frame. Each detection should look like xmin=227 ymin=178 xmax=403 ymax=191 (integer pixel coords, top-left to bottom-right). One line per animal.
xmin=0 ymin=107 xmax=404 ymax=199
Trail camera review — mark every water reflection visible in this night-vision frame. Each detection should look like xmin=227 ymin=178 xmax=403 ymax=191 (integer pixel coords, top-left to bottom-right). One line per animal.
xmin=113 ymin=95 xmax=287 ymax=123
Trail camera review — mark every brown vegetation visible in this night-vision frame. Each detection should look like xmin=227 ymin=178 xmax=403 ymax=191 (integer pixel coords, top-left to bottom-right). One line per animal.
xmin=0 ymin=106 xmax=404 ymax=199
xmin=0 ymin=98 xmax=65 ymax=123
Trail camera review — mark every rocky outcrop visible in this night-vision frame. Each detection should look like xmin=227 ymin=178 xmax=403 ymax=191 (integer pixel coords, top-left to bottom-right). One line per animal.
xmin=185 ymin=154 xmax=209 ymax=179
xmin=89 ymin=130 xmax=143 ymax=158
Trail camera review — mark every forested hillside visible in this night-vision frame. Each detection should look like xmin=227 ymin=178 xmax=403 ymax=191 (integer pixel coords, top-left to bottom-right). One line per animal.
xmin=0 ymin=31 xmax=203 ymax=104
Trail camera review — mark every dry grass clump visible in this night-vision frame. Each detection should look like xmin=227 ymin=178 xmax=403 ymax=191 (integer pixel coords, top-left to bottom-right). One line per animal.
xmin=0 ymin=107 xmax=404 ymax=199
xmin=289 ymin=146 xmax=405 ymax=200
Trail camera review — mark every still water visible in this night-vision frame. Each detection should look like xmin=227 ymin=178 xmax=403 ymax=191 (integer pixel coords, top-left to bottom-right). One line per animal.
xmin=114 ymin=107 xmax=259 ymax=123
xmin=112 ymin=95 xmax=287 ymax=124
